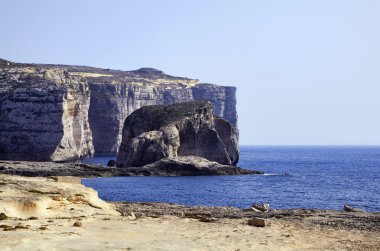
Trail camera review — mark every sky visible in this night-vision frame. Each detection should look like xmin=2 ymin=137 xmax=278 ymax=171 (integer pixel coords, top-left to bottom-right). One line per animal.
xmin=1 ymin=0 xmax=379 ymax=145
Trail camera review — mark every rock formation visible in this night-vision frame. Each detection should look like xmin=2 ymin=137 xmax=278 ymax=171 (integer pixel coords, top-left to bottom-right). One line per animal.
xmin=0 ymin=59 xmax=237 ymax=160
xmin=0 ymin=159 xmax=262 ymax=177
xmin=0 ymin=66 xmax=94 ymax=161
xmin=117 ymin=101 xmax=239 ymax=168
xmin=133 ymin=156 xmax=259 ymax=176
xmin=87 ymin=75 xmax=237 ymax=155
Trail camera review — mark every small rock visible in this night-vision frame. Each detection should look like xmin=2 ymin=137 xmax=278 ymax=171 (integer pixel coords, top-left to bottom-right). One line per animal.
xmin=198 ymin=216 xmax=215 ymax=223
xmin=107 ymin=160 xmax=117 ymax=167
xmin=127 ymin=212 xmax=137 ymax=220
xmin=251 ymin=203 xmax=270 ymax=212
xmin=247 ymin=217 xmax=267 ymax=227
xmin=52 ymin=195 xmax=64 ymax=201
xmin=343 ymin=204 xmax=366 ymax=213
xmin=67 ymin=195 xmax=82 ymax=203
xmin=73 ymin=221 xmax=82 ymax=227
xmin=0 ymin=212 xmax=8 ymax=220
xmin=28 ymin=216 xmax=38 ymax=220
xmin=3 ymin=226 xmax=16 ymax=231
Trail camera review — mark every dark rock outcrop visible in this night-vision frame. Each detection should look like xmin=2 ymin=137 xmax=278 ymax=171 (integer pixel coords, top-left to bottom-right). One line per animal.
xmin=129 ymin=156 xmax=260 ymax=176
xmin=107 ymin=160 xmax=117 ymax=167
xmin=117 ymin=101 xmax=239 ymax=168
xmin=344 ymin=204 xmax=366 ymax=213
xmin=0 ymin=160 xmax=262 ymax=177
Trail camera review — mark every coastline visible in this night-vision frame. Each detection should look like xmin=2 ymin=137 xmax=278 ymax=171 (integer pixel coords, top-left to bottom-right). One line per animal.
xmin=0 ymin=160 xmax=263 ymax=178
xmin=0 ymin=174 xmax=379 ymax=250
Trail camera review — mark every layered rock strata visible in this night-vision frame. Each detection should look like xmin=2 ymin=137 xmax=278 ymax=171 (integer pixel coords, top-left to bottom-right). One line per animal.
xmin=0 ymin=59 xmax=237 ymax=160
xmin=88 ymin=79 xmax=237 ymax=154
xmin=0 ymin=66 xmax=94 ymax=161
xmin=117 ymin=101 xmax=239 ymax=168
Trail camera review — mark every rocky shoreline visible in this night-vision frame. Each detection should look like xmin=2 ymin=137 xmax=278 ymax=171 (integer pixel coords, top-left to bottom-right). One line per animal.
xmin=0 ymin=174 xmax=379 ymax=250
xmin=115 ymin=202 xmax=380 ymax=233
xmin=0 ymin=160 xmax=263 ymax=177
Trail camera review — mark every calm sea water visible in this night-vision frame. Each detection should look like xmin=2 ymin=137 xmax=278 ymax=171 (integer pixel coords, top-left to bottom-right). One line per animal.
xmin=82 ymin=146 xmax=380 ymax=212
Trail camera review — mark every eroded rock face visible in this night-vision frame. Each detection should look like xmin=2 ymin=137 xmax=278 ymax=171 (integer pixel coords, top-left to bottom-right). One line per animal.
xmin=117 ymin=101 xmax=239 ymax=167
xmin=0 ymin=66 xmax=94 ymax=161
xmin=0 ymin=59 xmax=238 ymax=160
xmin=213 ymin=117 xmax=239 ymax=165
xmin=88 ymin=82 xmax=237 ymax=155
xmin=61 ymin=65 xmax=237 ymax=155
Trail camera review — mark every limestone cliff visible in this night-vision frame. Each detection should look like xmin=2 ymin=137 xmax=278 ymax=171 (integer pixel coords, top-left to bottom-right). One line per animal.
xmin=0 ymin=66 xmax=94 ymax=161
xmin=0 ymin=59 xmax=238 ymax=160
xmin=88 ymin=81 xmax=237 ymax=154
xmin=116 ymin=101 xmax=239 ymax=167
xmin=84 ymin=67 xmax=237 ymax=154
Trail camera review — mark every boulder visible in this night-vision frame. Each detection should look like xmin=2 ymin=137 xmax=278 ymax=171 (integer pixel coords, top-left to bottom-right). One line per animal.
xmin=117 ymin=101 xmax=239 ymax=167
xmin=247 ymin=217 xmax=267 ymax=227
xmin=251 ymin=203 xmax=270 ymax=212
xmin=343 ymin=204 xmax=366 ymax=213
xmin=107 ymin=160 xmax=117 ymax=167
xmin=73 ymin=221 xmax=82 ymax=227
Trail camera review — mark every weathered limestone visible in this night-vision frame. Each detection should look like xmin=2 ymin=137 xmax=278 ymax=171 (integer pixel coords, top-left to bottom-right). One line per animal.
xmin=0 ymin=66 xmax=94 ymax=161
xmin=88 ymin=81 xmax=237 ymax=155
xmin=0 ymin=59 xmax=238 ymax=160
xmin=117 ymin=101 xmax=239 ymax=168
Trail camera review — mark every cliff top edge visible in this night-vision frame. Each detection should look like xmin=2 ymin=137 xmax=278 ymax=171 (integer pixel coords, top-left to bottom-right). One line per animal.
xmin=0 ymin=58 xmax=235 ymax=88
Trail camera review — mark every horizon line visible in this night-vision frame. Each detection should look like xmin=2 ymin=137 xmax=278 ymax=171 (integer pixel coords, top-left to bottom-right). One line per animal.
xmin=240 ymin=144 xmax=380 ymax=147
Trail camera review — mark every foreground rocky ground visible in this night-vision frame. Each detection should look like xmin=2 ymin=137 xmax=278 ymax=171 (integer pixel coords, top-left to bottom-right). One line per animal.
xmin=0 ymin=174 xmax=379 ymax=250
xmin=115 ymin=202 xmax=380 ymax=233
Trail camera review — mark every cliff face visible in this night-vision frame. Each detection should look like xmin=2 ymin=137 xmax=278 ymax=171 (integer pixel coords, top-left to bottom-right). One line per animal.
xmin=0 ymin=66 xmax=94 ymax=161
xmin=0 ymin=60 xmax=238 ymax=160
xmin=88 ymin=81 xmax=237 ymax=154
xmin=117 ymin=101 xmax=239 ymax=167
xmin=73 ymin=67 xmax=237 ymax=155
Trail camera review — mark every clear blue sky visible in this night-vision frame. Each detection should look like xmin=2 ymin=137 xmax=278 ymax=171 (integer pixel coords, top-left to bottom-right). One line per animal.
xmin=1 ymin=0 xmax=379 ymax=145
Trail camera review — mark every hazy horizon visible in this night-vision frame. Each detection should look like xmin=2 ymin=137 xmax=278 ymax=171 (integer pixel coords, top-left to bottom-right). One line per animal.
xmin=1 ymin=0 xmax=379 ymax=145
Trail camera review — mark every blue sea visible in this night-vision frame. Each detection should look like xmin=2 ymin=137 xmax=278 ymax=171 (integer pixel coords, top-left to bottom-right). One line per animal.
xmin=82 ymin=146 xmax=380 ymax=212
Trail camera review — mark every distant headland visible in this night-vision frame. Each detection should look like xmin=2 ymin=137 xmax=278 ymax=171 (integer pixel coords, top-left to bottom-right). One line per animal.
xmin=0 ymin=59 xmax=237 ymax=162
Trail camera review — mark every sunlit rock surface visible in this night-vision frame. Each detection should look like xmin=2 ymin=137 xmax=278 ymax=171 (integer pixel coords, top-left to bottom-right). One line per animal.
xmin=0 ymin=65 xmax=94 ymax=161
xmin=0 ymin=59 xmax=237 ymax=160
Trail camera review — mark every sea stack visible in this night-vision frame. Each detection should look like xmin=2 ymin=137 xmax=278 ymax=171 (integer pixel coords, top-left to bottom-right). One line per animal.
xmin=116 ymin=101 xmax=239 ymax=168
